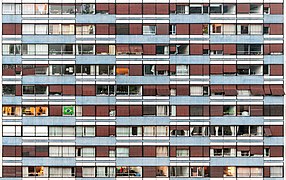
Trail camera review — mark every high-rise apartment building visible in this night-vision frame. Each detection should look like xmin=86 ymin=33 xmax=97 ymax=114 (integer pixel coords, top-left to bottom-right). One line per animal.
xmin=0 ymin=0 xmax=285 ymax=179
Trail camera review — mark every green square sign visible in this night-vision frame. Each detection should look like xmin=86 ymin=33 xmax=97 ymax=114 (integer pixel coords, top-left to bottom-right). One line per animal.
xmin=63 ymin=106 xmax=75 ymax=116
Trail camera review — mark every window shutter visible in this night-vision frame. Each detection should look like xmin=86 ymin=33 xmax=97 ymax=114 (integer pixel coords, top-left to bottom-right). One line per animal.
xmin=82 ymin=85 xmax=96 ymax=96
xmin=250 ymin=146 xmax=263 ymax=156
xmin=130 ymin=106 xmax=142 ymax=116
xmin=210 ymin=106 xmax=223 ymax=116
xmin=143 ymin=4 xmax=156 ymax=14
xmin=143 ymin=146 xmax=156 ymax=157
xmin=82 ymin=106 xmax=95 ymax=116
xmin=130 ymin=4 xmax=142 ymax=14
xmin=210 ymin=65 xmax=223 ymax=74
xmin=157 ymin=85 xmax=170 ymax=96
xmin=210 ymin=85 xmax=224 ymax=94
xmin=270 ymin=126 xmax=283 ymax=136
xmin=49 ymin=106 xmax=62 ymax=116
xmin=76 ymin=85 xmax=83 ymax=96
xmin=176 ymin=106 xmax=190 ymax=116
xmin=270 ymin=65 xmax=283 ymax=76
xmin=143 ymin=167 xmax=156 ymax=177
xmin=190 ymin=146 xmax=203 ymax=157
xmin=96 ymin=126 xmax=110 ymax=137
xmin=156 ymin=4 xmax=169 ymax=14
xmin=176 ymin=85 xmax=189 ymax=96
xmin=76 ymin=167 xmax=82 ymax=177
xmin=15 ymin=24 xmax=22 ymax=35
xmin=176 ymin=24 xmax=189 ymax=35
xmin=210 ymin=44 xmax=223 ymax=51
xmin=270 ymin=85 xmax=284 ymax=95
xmin=143 ymin=44 xmax=156 ymax=55
xmin=116 ymin=106 xmax=130 ymax=116
xmin=156 ymin=65 xmax=169 ymax=71
xmin=250 ymin=106 xmax=263 ymax=116
xmin=237 ymin=4 xmax=250 ymax=13
xmin=270 ymin=24 xmax=283 ymax=35
xmin=49 ymin=85 xmax=62 ymax=95
xmin=116 ymin=4 xmax=129 ymax=14
xmin=156 ymin=24 xmax=169 ymax=35
xmin=264 ymin=167 xmax=270 ymax=177
xmin=129 ymin=146 xmax=142 ymax=157
xmin=270 ymin=146 xmax=283 ymax=157
xmin=250 ymin=85 xmax=265 ymax=96
xmin=224 ymin=44 xmax=236 ymax=55
xmin=224 ymin=85 xmax=237 ymax=96
xmin=190 ymin=44 xmax=203 ymax=55
xmin=223 ymin=65 xmax=236 ymax=74
xmin=190 ymin=65 xmax=203 ymax=75
xmin=62 ymin=85 xmax=75 ymax=95
xmin=96 ymin=106 xmax=109 ymax=116
xmin=96 ymin=24 xmax=109 ymax=35
xmin=96 ymin=146 xmax=109 ymax=156
xmin=129 ymin=65 xmax=143 ymax=76
xmin=3 ymin=24 xmax=15 ymax=35
xmin=190 ymin=24 xmax=203 ymax=35
xmin=270 ymin=4 xmax=283 ymax=14
xmin=143 ymin=85 xmax=156 ymax=96
xmin=129 ymin=24 xmax=142 ymax=35
xmin=270 ymin=44 xmax=283 ymax=54
xmin=210 ymin=167 xmax=224 ymax=178
xmin=16 ymin=85 xmax=22 ymax=96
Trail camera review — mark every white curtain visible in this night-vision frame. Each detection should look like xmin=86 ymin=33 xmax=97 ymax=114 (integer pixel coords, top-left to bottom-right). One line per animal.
xmin=62 ymin=24 xmax=74 ymax=34
xmin=22 ymin=4 xmax=35 ymax=14
xmin=27 ymin=44 xmax=35 ymax=55
xmin=49 ymin=146 xmax=62 ymax=157
xmin=36 ymin=44 xmax=48 ymax=55
xmin=82 ymin=147 xmax=95 ymax=157
xmin=23 ymin=126 xmax=35 ymax=136
xmin=170 ymin=105 xmax=176 ymax=116
xmin=224 ymin=24 xmax=236 ymax=34
xmin=62 ymin=168 xmax=72 ymax=177
xmin=251 ymin=167 xmax=263 ymax=177
xmin=76 ymin=106 xmax=82 ymax=116
xmin=63 ymin=146 xmax=75 ymax=157
xmin=176 ymin=65 xmax=189 ymax=75
xmin=96 ymin=167 xmax=106 ymax=177
xmin=190 ymin=86 xmax=203 ymax=95
xmin=156 ymin=147 xmax=168 ymax=157
xmin=230 ymin=148 xmax=236 ymax=156
xmin=144 ymin=126 xmax=155 ymax=136
xmin=256 ymin=126 xmax=263 ymax=136
xmin=36 ymin=126 xmax=48 ymax=136
xmin=3 ymin=126 xmax=15 ymax=136
xmin=157 ymin=126 xmax=168 ymax=136
xmin=116 ymin=148 xmax=129 ymax=157
xmin=3 ymin=4 xmax=14 ymax=14
xmin=176 ymin=149 xmax=188 ymax=157
xmin=270 ymin=167 xmax=283 ymax=177
xmin=35 ymin=25 xmax=48 ymax=34
xmin=49 ymin=127 xmax=62 ymax=136
xmin=237 ymin=168 xmax=250 ymax=177
xmin=15 ymin=4 xmax=21 ymax=14
xmin=22 ymin=24 xmax=34 ymax=34
xmin=63 ymin=127 xmax=75 ymax=136
xmin=22 ymin=167 xmax=29 ymax=177
xmin=82 ymin=167 xmax=95 ymax=177
xmin=116 ymin=127 xmax=129 ymax=136
xmin=84 ymin=126 xmax=95 ymax=136
xmin=50 ymin=167 xmax=61 ymax=177
xmin=250 ymin=24 xmax=263 ymax=34
xmin=157 ymin=106 xmax=168 ymax=116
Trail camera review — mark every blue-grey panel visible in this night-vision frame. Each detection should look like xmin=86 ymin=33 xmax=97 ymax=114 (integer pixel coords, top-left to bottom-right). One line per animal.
xmin=116 ymin=35 xmax=169 ymax=44
xmin=116 ymin=117 xmax=170 ymax=125
xmin=22 ymin=117 xmax=76 ymax=126
xmin=116 ymin=157 xmax=169 ymax=166
xmin=22 ymin=75 xmax=76 ymax=84
xmin=76 ymin=55 xmax=116 ymax=64
xmin=76 ymin=14 xmax=116 ymax=23
xmin=210 ymin=157 xmax=263 ymax=166
xmin=170 ymin=55 xmax=210 ymax=64
xmin=210 ymin=76 xmax=264 ymax=84
xmin=2 ymin=56 xmax=22 ymax=64
xmin=170 ymin=178 xmax=210 ymax=180
xmin=264 ymin=178 xmax=284 ymax=180
xmin=211 ymin=117 xmax=264 ymax=125
xmin=116 ymin=76 xmax=170 ymax=84
xmin=170 ymin=137 xmax=210 ymax=145
xmin=170 ymin=15 xmax=209 ymax=23
xmin=2 ymin=15 xmax=22 ymax=23
xmin=264 ymin=137 xmax=284 ymax=145
xmin=264 ymin=96 xmax=284 ymax=105
xmin=210 ymin=35 xmax=263 ymax=44
xmin=22 ymin=157 xmax=75 ymax=166
xmin=264 ymin=15 xmax=284 ymax=23
xmin=2 ymin=96 xmax=22 ymax=105
xmin=76 ymin=96 xmax=116 ymax=105
xmin=2 ymin=137 xmax=22 ymax=145
xmin=22 ymin=35 xmax=76 ymax=43
xmin=76 ymin=137 xmax=116 ymax=145
xmin=170 ymin=96 xmax=210 ymax=105
xmin=264 ymin=55 xmax=283 ymax=64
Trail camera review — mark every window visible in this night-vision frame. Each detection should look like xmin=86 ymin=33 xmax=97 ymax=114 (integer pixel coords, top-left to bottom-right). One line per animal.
xmin=176 ymin=65 xmax=189 ymax=75
xmin=116 ymin=147 xmax=129 ymax=157
xmin=2 ymin=106 xmax=21 ymax=116
xmin=49 ymin=24 xmax=61 ymax=34
xmin=76 ymin=147 xmax=95 ymax=157
xmin=144 ymin=65 xmax=155 ymax=75
xmin=190 ymin=86 xmax=208 ymax=96
xmin=250 ymin=4 xmax=262 ymax=14
xmin=270 ymin=167 xmax=283 ymax=177
xmin=224 ymin=167 xmax=236 ymax=177
xmin=49 ymin=146 xmax=75 ymax=157
xmin=3 ymin=85 xmax=16 ymax=95
xmin=156 ymin=147 xmax=168 ymax=157
xmin=223 ymin=106 xmax=236 ymax=116
xmin=76 ymin=126 xmax=95 ymax=136
xmin=237 ymin=106 xmax=250 ymax=116
xmin=176 ymin=149 xmax=189 ymax=157
xmin=190 ymin=126 xmax=208 ymax=136
xmin=35 ymin=4 xmax=48 ymax=15
xmin=82 ymin=167 xmax=95 ymax=177
xmin=23 ymin=166 xmax=47 ymax=177
xmin=76 ymin=45 xmax=95 ymax=55
xmin=49 ymin=4 xmax=61 ymax=15
xmin=97 ymin=65 xmax=115 ymax=75
xmin=62 ymin=4 xmax=75 ymax=15
xmin=223 ymin=4 xmax=236 ymax=14
xmin=97 ymin=85 xmax=114 ymax=96
xmin=176 ymin=5 xmax=189 ymax=14
xmin=156 ymin=45 xmax=169 ymax=55
xmin=96 ymin=167 xmax=115 ymax=177
xmin=116 ymin=167 xmax=142 ymax=177
xmin=170 ymin=25 xmax=176 ymax=34
xmin=22 ymin=4 xmax=35 ymax=14
xmin=210 ymin=4 xmax=223 ymax=14
xmin=49 ymin=167 xmax=75 ymax=177
xmin=2 ymin=44 xmax=21 ymax=55
xmin=211 ymin=24 xmax=222 ymax=34
xmin=78 ymin=4 xmax=95 ymax=14
xmin=190 ymin=167 xmax=207 ymax=177
xmin=116 ymin=24 xmax=129 ymax=35
xmin=156 ymin=166 xmax=168 ymax=177
xmin=190 ymin=5 xmax=202 ymax=14
xmin=3 ymin=4 xmax=21 ymax=14
xmin=170 ymin=167 xmax=189 ymax=177
xmin=237 ymin=167 xmax=263 ymax=177
xmin=143 ymin=25 xmax=156 ymax=35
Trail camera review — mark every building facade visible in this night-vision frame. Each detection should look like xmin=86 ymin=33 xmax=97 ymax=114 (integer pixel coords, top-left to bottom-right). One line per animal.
xmin=0 ymin=0 xmax=285 ymax=179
